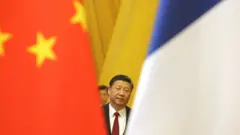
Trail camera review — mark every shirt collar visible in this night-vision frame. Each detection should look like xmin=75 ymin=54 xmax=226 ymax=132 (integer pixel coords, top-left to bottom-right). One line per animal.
xmin=109 ymin=103 xmax=126 ymax=117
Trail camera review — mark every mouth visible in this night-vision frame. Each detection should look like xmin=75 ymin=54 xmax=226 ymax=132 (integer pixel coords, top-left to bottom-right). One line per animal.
xmin=116 ymin=97 xmax=124 ymax=101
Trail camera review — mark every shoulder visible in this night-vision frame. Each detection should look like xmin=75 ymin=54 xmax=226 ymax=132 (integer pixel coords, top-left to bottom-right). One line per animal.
xmin=126 ymin=106 xmax=131 ymax=109
xmin=102 ymin=103 xmax=109 ymax=113
xmin=126 ymin=106 xmax=131 ymax=110
xmin=102 ymin=103 xmax=109 ymax=108
xmin=126 ymin=106 xmax=131 ymax=113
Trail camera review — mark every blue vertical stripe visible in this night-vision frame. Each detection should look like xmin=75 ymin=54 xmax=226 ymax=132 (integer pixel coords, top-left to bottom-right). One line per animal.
xmin=148 ymin=0 xmax=220 ymax=55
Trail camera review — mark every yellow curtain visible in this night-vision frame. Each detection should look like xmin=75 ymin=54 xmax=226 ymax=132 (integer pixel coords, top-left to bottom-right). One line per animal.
xmin=84 ymin=0 xmax=159 ymax=107
xmin=83 ymin=0 xmax=121 ymax=79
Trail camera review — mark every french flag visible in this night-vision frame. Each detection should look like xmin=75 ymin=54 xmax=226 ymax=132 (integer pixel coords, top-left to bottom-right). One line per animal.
xmin=127 ymin=0 xmax=240 ymax=135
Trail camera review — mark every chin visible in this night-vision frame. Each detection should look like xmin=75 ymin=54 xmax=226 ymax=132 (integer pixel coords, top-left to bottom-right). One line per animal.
xmin=116 ymin=102 xmax=126 ymax=106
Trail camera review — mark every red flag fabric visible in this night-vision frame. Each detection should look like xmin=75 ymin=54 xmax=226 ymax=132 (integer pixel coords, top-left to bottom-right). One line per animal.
xmin=0 ymin=0 xmax=106 ymax=135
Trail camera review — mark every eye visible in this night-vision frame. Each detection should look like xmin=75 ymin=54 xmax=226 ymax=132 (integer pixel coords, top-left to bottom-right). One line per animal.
xmin=116 ymin=87 xmax=121 ymax=90
xmin=124 ymin=89 xmax=130 ymax=92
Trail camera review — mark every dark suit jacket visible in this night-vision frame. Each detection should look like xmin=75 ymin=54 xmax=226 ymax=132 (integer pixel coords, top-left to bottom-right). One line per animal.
xmin=103 ymin=103 xmax=131 ymax=135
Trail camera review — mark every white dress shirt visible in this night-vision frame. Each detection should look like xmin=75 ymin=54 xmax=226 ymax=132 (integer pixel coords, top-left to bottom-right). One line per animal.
xmin=109 ymin=103 xmax=126 ymax=135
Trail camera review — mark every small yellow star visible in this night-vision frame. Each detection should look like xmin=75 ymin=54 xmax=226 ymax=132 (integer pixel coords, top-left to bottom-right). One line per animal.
xmin=70 ymin=1 xmax=87 ymax=30
xmin=0 ymin=29 xmax=12 ymax=56
xmin=27 ymin=32 xmax=57 ymax=68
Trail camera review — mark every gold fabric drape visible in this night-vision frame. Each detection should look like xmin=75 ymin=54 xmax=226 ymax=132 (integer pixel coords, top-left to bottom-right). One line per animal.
xmin=84 ymin=0 xmax=120 ymax=78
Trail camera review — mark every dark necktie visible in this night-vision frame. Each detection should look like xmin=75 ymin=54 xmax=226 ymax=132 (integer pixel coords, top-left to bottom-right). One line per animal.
xmin=112 ymin=112 xmax=120 ymax=135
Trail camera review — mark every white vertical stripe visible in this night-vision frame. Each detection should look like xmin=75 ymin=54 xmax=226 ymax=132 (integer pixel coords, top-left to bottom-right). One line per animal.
xmin=127 ymin=0 xmax=240 ymax=135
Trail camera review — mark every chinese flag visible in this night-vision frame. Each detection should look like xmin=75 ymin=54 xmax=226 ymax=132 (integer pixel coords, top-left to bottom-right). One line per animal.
xmin=0 ymin=0 xmax=106 ymax=135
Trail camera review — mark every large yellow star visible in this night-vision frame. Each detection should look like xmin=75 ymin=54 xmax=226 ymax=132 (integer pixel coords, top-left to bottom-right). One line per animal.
xmin=27 ymin=32 xmax=57 ymax=68
xmin=0 ymin=29 xmax=12 ymax=56
xmin=70 ymin=1 xmax=87 ymax=30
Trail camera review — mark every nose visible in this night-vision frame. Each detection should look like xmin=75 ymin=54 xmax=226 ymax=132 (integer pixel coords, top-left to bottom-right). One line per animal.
xmin=118 ymin=89 xmax=124 ymax=95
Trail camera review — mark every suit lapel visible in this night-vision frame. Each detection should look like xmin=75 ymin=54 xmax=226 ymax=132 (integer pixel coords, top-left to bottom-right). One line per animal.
xmin=123 ymin=106 xmax=131 ymax=135
xmin=104 ymin=104 xmax=111 ymax=135
xmin=126 ymin=107 xmax=131 ymax=124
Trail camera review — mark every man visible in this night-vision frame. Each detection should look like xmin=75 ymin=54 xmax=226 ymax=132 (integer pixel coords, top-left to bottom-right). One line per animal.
xmin=103 ymin=74 xmax=134 ymax=135
xmin=99 ymin=85 xmax=109 ymax=106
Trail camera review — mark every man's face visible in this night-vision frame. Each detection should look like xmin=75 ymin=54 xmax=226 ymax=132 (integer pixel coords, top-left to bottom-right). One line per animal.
xmin=99 ymin=89 xmax=108 ymax=105
xmin=108 ymin=80 xmax=132 ymax=107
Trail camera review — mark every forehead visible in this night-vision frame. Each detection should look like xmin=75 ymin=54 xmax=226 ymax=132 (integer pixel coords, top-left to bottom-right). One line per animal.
xmin=100 ymin=89 xmax=107 ymax=92
xmin=112 ymin=80 xmax=131 ymax=88
xmin=100 ymin=90 xmax=107 ymax=94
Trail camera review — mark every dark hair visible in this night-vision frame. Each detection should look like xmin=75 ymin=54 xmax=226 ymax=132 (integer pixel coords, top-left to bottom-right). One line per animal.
xmin=98 ymin=85 xmax=108 ymax=91
xmin=109 ymin=74 xmax=134 ymax=89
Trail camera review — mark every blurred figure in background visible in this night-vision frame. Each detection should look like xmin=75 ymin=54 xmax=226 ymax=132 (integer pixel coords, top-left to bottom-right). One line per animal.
xmin=99 ymin=85 xmax=109 ymax=106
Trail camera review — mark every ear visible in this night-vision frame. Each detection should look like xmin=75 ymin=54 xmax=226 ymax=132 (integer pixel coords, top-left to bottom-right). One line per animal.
xmin=108 ymin=87 xmax=111 ymax=95
xmin=128 ymin=93 xmax=131 ymax=99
